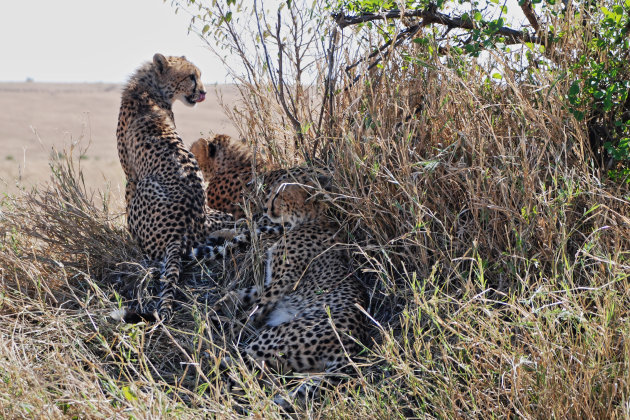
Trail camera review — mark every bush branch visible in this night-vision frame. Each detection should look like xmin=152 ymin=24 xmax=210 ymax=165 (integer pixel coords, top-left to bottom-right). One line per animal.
xmin=519 ymin=0 xmax=540 ymax=32
xmin=332 ymin=8 xmax=544 ymax=45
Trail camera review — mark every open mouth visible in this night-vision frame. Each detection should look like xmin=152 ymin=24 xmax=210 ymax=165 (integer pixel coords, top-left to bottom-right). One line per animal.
xmin=186 ymin=92 xmax=206 ymax=105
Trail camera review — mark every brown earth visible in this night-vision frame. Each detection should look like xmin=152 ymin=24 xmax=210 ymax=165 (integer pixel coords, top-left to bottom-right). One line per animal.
xmin=0 ymin=82 xmax=239 ymax=208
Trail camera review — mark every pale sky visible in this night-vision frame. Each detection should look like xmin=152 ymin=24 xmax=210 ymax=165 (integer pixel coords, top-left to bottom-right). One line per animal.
xmin=0 ymin=0 xmax=230 ymax=83
xmin=0 ymin=0 xmax=533 ymax=84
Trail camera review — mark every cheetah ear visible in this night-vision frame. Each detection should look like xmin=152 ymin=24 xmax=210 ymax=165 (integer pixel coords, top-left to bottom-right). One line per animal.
xmin=190 ymin=137 xmax=205 ymax=155
xmin=153 ymin=53 xmax=169 ymax=75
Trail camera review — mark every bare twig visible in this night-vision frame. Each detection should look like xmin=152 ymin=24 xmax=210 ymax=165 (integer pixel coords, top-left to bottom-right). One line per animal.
xmin=314 ymin=27 xmax=339 ymax=158
xmin=275 ymin=8 xmax=306 ymax=150
xmin=208 ymin=2 xmax=258 ymax=86
xmin=253 ymin=0 xmax=305 ymax=148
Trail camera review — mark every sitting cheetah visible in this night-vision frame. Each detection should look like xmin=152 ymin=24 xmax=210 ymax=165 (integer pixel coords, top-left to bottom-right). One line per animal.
xmin=220 ymin=177 xmax=368 ymax=403
xmin=114 ymin=53 xmax=230 ymax=322
xmin=190 ymin=134 xmax=322 ymax=220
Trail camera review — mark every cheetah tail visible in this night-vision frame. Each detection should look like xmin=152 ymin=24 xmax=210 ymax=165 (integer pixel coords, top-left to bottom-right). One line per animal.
xmin=155 ymin=240 xmax=183 ymax=322
xmin=189 ymin=233 xmax=248 ymax=260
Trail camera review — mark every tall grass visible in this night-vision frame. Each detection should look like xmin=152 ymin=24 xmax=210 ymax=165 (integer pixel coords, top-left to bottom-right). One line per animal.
xmin=1 ymin=10 xmax=630 ymax=418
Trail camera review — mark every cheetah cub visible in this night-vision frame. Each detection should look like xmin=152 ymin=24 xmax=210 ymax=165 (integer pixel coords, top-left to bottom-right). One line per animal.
xmin=190 ymin=134 xmax=326 ymax=220
xmin=112 ymin=54 xmax=232 ymax=323
xmin=225 ymin=177 xmax=368 ymax=394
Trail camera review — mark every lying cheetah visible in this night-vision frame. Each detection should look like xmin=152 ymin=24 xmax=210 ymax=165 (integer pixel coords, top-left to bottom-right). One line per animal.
xmin=190 ymin=134 xmax=322 ymax=220
xmin=219 ymin=176 xmax=368 ymax=403
xmin=114 ymin=53 xmax=228 ymax=322
xmin=190 ymin=134 xmax=253 ymax=219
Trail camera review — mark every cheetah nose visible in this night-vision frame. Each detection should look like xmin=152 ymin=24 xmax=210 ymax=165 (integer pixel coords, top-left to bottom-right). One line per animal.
xmin=196 ymin=91 xmax=206 ymax=103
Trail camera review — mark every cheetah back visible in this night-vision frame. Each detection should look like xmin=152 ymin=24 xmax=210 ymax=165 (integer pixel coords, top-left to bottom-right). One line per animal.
xmin=116 ymin=53 xmax=209 ymax=322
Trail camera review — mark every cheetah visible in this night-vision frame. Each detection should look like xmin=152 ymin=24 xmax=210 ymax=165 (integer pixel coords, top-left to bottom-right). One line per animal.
xmin=189 ymin=135 xmax=330 ymax=261
xmin=190 ymin=134 xmax=322 ymax=220
xmin=114 ymin=53 xmax=229 ymax=323
xmin=190 ymin=134 xmax=253 ymax=218
xmin=219 ymin=176 xmax=368 ymax=403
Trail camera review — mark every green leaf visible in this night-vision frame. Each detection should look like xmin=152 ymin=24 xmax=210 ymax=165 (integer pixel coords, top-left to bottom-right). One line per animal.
xmin=572 ymin=110 xmax=585 ymax=121
xmin=604 ymin=97 xmax=613 ymax=112
xmin=584 ymin=204 xmax=601 ymax=216
xmin=568 ymin=81 xmax=580 ymax=98
xmin=202 ymin=24 xmax=210 ymax=34
xmin=474 ymin=11 xmax=482 ymax=21
xmin=122 ymin=386 xmax=137 ymax=402
xmin=492 ymin=73 xmax=503 ymax=79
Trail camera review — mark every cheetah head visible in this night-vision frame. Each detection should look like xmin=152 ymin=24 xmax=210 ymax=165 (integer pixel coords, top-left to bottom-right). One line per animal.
xmin=190 ymin=137 xmax=217 ymax=178
xmin=265 ymin=176 xmax=331 ymax=227
xmin=190 ymin=134 xmax=250 ymax=178
xmin=153 ymin=53 xmax=206 ymax=107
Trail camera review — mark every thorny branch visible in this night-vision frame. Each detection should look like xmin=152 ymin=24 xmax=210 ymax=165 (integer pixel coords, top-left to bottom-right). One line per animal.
xmin=333 ymin=2 xmax=552 ymax=93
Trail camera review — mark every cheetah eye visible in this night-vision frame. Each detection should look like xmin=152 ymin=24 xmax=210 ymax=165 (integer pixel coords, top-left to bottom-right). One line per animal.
xmin=189 ymin=74 xmax=196 ymax=81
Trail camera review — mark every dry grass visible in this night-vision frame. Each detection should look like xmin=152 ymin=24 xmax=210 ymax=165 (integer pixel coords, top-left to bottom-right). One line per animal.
xmin=1 ymin=15 xmax=630 ymax=418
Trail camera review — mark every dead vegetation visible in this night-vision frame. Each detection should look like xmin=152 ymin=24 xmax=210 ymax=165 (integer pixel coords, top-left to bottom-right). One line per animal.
xmin=1 ymin=1 xmax=630 ymax=417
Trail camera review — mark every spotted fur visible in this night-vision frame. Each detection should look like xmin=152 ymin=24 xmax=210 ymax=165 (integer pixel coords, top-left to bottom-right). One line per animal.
xmin=115 ymin=53 xmax=228 ymax=323
xmin=190 ymin=135 xmax=253 ymax=218
xmin=227 ymin=178 xmax=368 ymax=384
xmin=190 ymin=134 xmax=324 ymax=219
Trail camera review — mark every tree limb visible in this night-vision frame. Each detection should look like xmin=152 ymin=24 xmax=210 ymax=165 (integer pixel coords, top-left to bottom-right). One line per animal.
xmin=332 ymin=8 xmax=545 ymax=45
xmin=519 ymin=1 xmax=540 ymax=32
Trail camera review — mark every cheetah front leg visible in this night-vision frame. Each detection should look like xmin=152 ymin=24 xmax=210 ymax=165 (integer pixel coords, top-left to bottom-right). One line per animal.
xmin=251 ymin=244 xmax=308 ymax=325
xmin=190 ymin=220 xmax=284 ymax=262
